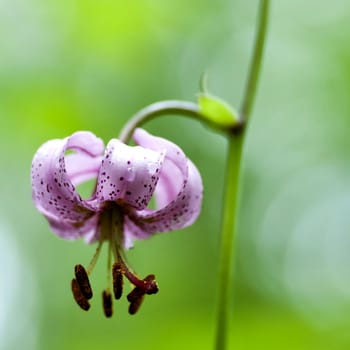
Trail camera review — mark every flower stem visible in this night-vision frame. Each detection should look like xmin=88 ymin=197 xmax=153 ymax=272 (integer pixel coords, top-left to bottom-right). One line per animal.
xmin=118 ymin=101 xmax=201 ymax=144
xmin=215 ymin=1 xmax=269 ymax=349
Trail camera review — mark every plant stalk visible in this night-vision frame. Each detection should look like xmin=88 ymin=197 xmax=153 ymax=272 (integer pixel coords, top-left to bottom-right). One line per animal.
xmin=214 ymin=1 xmax=269 ymax=349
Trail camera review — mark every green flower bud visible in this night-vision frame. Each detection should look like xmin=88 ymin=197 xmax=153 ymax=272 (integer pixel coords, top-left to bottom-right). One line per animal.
xmin=198 ymin=93 xmax=240 ymax=130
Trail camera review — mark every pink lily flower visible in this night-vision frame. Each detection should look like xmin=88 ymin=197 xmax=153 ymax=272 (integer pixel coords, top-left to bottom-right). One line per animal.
xmin=31 ymin=128 xmax=202 ymax=316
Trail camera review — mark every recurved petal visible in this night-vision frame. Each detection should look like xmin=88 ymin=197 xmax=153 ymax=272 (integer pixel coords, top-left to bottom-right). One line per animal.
xmin=128 ymin=159 xmax=203 ymax=236
xmin=152 ymin=157 xmax=183 ymax=209
xmin=47 ymin=215 xmax=98 ymax=241
xmin=95 ymin=139 xmax=164 ymax=210
xmin=31 ymin=131 xmax=104 ymax=239
xmin=125 ymin=128 xmax=203 ymax=239
xmin=133 ymin=128 xmax=189 ymax=208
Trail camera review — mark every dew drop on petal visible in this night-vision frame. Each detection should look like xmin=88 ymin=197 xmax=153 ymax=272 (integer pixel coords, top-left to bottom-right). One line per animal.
xmin=147 ymin=162 xmax=158 ymax=175
xmin=125 ymin=166 xmax=135 ymax=181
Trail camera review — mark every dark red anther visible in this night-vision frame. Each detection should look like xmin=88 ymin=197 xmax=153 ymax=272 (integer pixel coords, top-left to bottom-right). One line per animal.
xmin=112 ymin=262 xmax=123 ymax=300
xmin=127 ymin=287 xmax=144 ymax=303
xmin=74 ymin=264 xmax=93 ymax=299
xmin=71 ymin=279 xmax=90 ymax=311
xmin=128 ymin=296 xmax=145 ymax=315
xmin=102 ymin=290 xmax=113 ymax=318
xmin=127 ymin=287 xmax=145 ymax=315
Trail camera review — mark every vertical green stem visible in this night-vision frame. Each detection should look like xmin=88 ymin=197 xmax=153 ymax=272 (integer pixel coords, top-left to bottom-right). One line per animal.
xmin=215 ymin=1 xmax=269 ymax=349
xmin=215 ymin=134 xmax=243 ymax=350
xmin=240 ymin=0 xmax=270 ymax=121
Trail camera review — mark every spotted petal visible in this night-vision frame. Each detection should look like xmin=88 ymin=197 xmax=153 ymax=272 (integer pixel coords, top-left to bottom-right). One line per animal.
xmin=125 ymin=128 xmax=203 ymax=241
xmin=95 ymin=138 xmax=164 ymax=210
xmin=31 ymin=131 xmax=104 ymax=239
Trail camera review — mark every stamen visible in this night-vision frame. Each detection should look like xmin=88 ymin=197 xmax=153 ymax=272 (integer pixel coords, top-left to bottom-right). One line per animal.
xmin=101 ymin=206 xmax=159 ymax=315
xmin=74 ymin=264 xmax=93 ymax=299
xmin=86 ymin=236 xmax=104 ymax=275
xmin=71 ymin=279 xmax=90 ymax=311
xmin=112 ymin=262 xmax=124 ymax=299
xmin=128 ymin=296 xmax=145 ymax=315
xmin=102 ymin=290 xmax=113 ymax=318
xmin=127 ymin=286 xmax=144 ymax=302
xmin=106 ymin=241 xmax=112 ymax=291
xmin=127 ymin=287 xmax=145 ymax=315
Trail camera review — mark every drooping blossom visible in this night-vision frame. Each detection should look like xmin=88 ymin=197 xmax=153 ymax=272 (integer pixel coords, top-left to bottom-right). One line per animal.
xmin=31 ymin=128 xmax=203 ymax=316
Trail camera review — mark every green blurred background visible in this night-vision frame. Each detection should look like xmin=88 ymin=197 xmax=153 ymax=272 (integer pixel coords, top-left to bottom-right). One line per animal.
xmin=1 ymin=0 xmax=350 ymax=349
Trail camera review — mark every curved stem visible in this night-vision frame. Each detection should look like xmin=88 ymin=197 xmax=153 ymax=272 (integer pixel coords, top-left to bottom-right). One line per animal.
xmin=240 ymin=0 xmax=270 ymax=121
xmin=118 ymin=100 xmax=202 ymax=143
xmin=215 ymin=1 xmax=270 ymax=349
